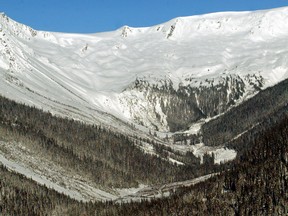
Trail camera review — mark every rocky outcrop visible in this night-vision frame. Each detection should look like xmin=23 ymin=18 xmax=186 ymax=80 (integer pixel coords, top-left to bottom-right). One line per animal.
xmin=120 ymin=74 xmax=264 ymax=132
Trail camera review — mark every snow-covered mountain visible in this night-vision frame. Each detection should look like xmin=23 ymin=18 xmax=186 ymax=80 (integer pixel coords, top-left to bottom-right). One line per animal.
xmin=1 ymin=7 xmax=288 ymax=135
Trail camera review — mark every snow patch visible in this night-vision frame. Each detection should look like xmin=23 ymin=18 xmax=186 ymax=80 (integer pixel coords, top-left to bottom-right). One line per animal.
xmin=169 ymin=142 xmax=236 ymax=164
xmin=213 ymin=148 xmax=237 ymax=164
xmin=169 ymin=157 xmax=185 ymax=165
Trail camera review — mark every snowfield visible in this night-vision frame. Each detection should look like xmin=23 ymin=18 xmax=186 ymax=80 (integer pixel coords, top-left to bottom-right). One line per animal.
xmin=0 ymin=7 xmax=288 ymax=135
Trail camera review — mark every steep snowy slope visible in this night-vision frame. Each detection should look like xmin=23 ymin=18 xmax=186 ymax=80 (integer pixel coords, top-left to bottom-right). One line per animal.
xmin=0 ymin=7 xmax=288 ymax=134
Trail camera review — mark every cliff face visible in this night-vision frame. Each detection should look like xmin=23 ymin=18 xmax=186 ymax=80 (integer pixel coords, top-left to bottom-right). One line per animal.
xmin=120 ymin=74 xmax=264 ymax=132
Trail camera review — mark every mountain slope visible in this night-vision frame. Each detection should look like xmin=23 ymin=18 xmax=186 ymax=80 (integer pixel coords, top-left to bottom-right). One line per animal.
xmin=1 ymin=7 xmax=288 ymax=213
xmin=1 ymin=7 xmax=288 ymax=134
xmin=0 ymin=94 xmax=225 ymax=201
xmin=202 ymin=77 xmax=288 ymax=147
xmin=116 ymin=114 xmax=288 ymax=216
xmin=1 ymin=98 xmax=287 ymax=215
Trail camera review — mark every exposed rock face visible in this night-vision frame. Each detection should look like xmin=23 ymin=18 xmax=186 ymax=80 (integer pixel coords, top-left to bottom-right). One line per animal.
xmin=120 ymin=74 xmax=264 ymax=132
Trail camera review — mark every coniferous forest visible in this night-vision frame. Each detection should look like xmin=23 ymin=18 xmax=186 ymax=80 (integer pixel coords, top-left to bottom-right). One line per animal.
xmin=1 ymin=78 xmax=288 ymax=215
xmin=0 ymin=95 xmax=223 ymax=189
xmin=0 ymin=100 xmax=287 ymax=215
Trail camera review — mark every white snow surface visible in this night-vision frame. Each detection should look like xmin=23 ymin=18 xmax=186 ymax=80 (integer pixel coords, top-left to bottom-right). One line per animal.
xmin=170 ymin=142 xmax=237 ymax=164
xmin=0 ymin=8 xmax=288 ymax=135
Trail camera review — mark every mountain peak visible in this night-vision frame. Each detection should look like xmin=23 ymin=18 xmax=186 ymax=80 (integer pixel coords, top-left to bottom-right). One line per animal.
xmin=159 ymin=7 xmax=288 ymax=40
xmin=0 ymin=13 xmax=38 ymax=39
xmin=120 ymin=25 xmax=133 ymax=37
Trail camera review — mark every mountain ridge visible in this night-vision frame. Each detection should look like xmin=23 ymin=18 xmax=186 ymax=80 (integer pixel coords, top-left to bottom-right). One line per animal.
xmin=0 ymin=7 xmax=288 ymax=133
xmin=1 ymin=7 xmax=288 ymax=209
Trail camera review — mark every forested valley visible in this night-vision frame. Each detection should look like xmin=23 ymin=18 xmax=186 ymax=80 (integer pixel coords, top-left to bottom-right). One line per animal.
xmin=1 ymin=79 xmax=288 ymax=215
xmin=0 ymin=95 xmax=287 ymax=215
xmin=1 ymin=5 xmax=288 ymax=215
xmin=0 ymin=94 xmax=227 ymax=188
